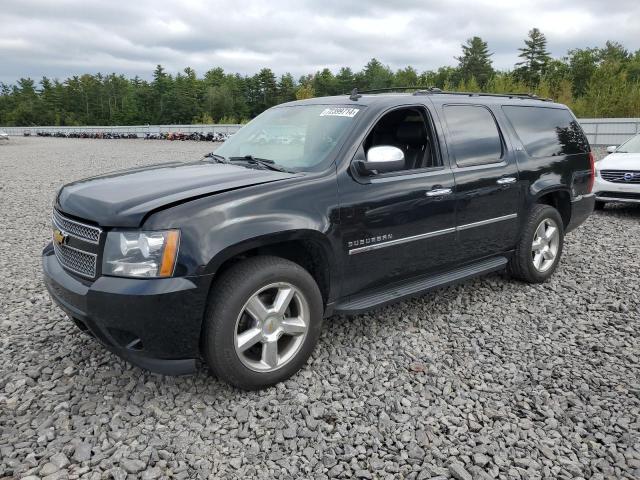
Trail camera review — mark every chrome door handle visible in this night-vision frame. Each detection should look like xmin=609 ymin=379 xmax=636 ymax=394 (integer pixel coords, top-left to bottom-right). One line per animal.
xmin=426 ymin=188 xmax=452 ymax=197
xmin=497 ymin=177 xmax=517 ymax=185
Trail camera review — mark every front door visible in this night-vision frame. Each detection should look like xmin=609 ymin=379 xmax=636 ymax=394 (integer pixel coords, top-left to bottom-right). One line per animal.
xmin=337 ymin=105 xmax=458 ymax=297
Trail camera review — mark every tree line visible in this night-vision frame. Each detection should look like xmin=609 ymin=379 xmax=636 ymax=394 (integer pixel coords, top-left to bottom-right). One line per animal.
xmin=1 ymin=28 xmax=639 ymax=126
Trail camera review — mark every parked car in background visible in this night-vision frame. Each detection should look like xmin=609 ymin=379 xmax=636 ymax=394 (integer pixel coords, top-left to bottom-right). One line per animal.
xmin=0 ymin=130 xmax=9 ymax=141
xmin=594 ymin=134 xmax=640 ymax=208
xmin=43 ymin=89 xmax=595 ymax=389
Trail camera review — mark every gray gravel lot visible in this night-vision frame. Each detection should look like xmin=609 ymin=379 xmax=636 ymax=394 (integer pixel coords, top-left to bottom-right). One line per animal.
xmin=1 ymin=137 xmax=639 ymax=480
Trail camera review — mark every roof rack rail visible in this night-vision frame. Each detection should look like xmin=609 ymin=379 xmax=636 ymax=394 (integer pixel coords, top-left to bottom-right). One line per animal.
xmin=346 ymin=86 xmax=552 ymax=102
xmin=421 ymin=90 xmax=552 ymax=101
xmin=348 ymin=86 xmax=435 ymax=99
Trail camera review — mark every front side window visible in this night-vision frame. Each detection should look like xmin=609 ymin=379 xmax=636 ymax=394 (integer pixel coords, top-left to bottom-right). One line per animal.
xmin=363 ymin=106 xmax=440 ymax=171
xmin=503 ymin=106 xmax=589 ymax=158
xmin=443 ymin=105 xmax=503 ymax=167
xmin=215 ymin=105 xmax=361 ymax=171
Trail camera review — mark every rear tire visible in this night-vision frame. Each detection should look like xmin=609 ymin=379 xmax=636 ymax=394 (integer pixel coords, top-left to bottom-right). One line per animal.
xmin=508 ymin=204 xmax=564 ymax=283
xmin=203 ymin=256 xmax=323 ymax=390
xmin=594 ymin=200 xmax=606 ymax=210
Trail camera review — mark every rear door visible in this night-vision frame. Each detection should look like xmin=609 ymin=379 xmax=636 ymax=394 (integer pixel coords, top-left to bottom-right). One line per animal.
xmin=438 ymin=103 xmax=523 ymax=262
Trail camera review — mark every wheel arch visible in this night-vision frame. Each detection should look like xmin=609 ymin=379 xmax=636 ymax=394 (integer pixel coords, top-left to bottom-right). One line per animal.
xmin=204 ymin=229 xmax=337 ymax=307
xmin=533 ymin=187 xmax=572 ymax=229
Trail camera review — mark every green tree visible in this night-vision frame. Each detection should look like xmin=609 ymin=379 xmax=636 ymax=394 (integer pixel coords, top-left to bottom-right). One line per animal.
xmin=515 ymin=28 xmax=552 ymax=86
xmin=357 ymin=58 xmax=394 ymax=90
xmin=248 ymin=68 xmax=278 ymax=116
xmin=419 ymin=67 xmax=459 ymax=89
xmin=312 ymin=68 xmax=338 ymax=97
xmin=295 ymin=83 xmax=315 ymax=100
xmin=567 ymin=47 xmax=600 ymax=97
xmin=335 ymin=67 xmax=355 ymax=93
xmin=456 ymin=36 xmax=494 ymax=87
xmin=599 ymin=41 xmax=630 ymax=64
xmin=277 ymin=73 xmax=296 ymax=104
xmin=393 ymin=66 xmax=419 ymax=87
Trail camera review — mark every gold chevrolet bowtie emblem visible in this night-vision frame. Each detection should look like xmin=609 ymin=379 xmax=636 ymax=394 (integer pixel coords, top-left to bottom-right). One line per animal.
xmin=53 ymin=228 xmax=67 ymax=246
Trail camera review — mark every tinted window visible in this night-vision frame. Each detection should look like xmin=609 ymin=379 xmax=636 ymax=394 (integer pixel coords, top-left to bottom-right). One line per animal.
xmin=443 ymin=105 xmax=503 ymax=167
xmin=503 ymin=106 xmax=588 ymax=157
xmin=363 ymin=107 xmax=441 ymax=170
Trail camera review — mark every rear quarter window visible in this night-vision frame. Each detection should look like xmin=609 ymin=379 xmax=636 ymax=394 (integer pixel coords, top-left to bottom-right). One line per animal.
xmin=502 ymin=106 xmax=589 ymax=157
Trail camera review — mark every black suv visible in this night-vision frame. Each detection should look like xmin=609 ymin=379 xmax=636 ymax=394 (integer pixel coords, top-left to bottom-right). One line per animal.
xmin=43 ymin=89 xmax=595 ymax=389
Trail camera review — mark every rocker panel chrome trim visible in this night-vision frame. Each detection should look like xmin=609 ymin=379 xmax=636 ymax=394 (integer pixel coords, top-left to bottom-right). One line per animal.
xmin=456 ymin=213 xmax=518 ymax=231
xmin=348 ymin=213 xmax=518 ymax=255
xmin=348 ymin=227 xmax=456 ymax=255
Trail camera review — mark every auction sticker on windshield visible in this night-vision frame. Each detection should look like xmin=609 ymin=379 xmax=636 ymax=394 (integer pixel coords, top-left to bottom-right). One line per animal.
xmin=319 ymin=107 xmax=359 ymax=118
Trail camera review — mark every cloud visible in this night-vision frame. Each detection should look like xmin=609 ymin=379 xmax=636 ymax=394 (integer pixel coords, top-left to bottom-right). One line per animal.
xmin=0 ymin=0 xmax=638 ymax=84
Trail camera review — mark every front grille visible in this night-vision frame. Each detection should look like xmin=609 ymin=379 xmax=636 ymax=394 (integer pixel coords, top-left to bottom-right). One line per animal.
xmin=600 ymin=170 xmax=640 ymax=184
xmin=597 ymin=191 xmax=640 ymax=200
xmin=52 ymin=210 xmax=102 ymax=278
xmin=53 ymin=242 xmax=97 ymax=278
xmin=53 ymin=209 xmax=101 ymax=243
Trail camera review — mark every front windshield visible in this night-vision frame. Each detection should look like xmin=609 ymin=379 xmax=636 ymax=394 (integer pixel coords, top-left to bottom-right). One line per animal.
xmin=214 ymin=105 xmax=362 ymax=171
xmin=617 ymin=134 xmax=640 ymax=153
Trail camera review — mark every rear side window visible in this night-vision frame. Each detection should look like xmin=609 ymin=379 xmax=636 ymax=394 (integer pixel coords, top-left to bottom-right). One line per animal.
xmin=503 ymin=106 xmax=588 ymax=157
xmin=443 ymin=105 xmax=503 ymax=167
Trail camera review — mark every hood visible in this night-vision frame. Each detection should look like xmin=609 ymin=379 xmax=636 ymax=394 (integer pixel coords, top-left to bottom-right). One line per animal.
xmin=597 ymin=152 xmax=640 ymax=170
xmin=56 ymin=161 xmax=297 ymax=227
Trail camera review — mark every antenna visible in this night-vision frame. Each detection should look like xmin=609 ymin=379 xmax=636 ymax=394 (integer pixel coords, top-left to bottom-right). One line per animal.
xmin=349 ymin=88 xmax=362 ymax=101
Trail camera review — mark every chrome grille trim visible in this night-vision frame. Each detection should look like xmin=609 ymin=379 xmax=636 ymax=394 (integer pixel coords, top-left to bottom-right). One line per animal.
xmin=53 ymin=209 xmax=102 ymax=244
xmin=53 ymin=241 xmax=98 ymax=278
xmin=600 ymin=170 xmax=640 ymax=184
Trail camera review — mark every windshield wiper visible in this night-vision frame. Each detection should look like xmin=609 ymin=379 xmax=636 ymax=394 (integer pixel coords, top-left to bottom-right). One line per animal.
xmin=228 ymin=155 xmax=293 ymax=173
xmin=203 ymin=152 xmax=229 ymax=163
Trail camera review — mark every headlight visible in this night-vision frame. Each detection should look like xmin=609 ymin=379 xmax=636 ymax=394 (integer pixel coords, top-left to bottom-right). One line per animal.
xmin=103 ymin=230 xmax=180 ymax=278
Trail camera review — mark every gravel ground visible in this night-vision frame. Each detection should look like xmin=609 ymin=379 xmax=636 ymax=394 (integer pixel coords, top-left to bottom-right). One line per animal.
xmin=1 ymin=137 xmax=639 ymax=480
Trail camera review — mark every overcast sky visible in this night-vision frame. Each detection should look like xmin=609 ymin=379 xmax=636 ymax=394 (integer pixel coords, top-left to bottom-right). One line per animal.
xmin=1 ymin=0 xmax=639 ymax=85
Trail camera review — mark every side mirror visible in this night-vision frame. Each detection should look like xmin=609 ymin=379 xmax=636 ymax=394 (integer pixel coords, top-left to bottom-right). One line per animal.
xmin=606 ymin=145 xmax=617 ymax=153
xmin=357 ymin=146 xmax=405 ymax=175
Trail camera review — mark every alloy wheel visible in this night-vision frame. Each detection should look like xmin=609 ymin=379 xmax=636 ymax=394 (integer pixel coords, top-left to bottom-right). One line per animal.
xmin=233 ymin=282 xmax=309 ymax=372
xmin=531 ymin=218 xmax=560 ymax=272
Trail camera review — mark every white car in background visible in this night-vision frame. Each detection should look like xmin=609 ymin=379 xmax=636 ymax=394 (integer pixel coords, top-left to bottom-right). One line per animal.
xmin=0 ymin=130 xmax=9 ymax=141
xmin=594 ymin=134 xmax=640 ymax=209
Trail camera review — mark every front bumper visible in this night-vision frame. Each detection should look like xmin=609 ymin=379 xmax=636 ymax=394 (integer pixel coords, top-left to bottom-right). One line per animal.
xmin=594 ymin=176 xmax=640 ymax=204
xmin=566 ymin=193 xmax=595 ymax=234
xmin=42 ymin=243 xmax=213 ymax=375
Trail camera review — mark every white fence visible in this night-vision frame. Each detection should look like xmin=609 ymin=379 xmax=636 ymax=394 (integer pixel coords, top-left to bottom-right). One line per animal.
xmin=2 ymin=118 xmax=640 ymax=146
xmin=579 ymin=118 xmax=640 ymax=146
xmin=0 ymin=124 xmax=242 ymax=137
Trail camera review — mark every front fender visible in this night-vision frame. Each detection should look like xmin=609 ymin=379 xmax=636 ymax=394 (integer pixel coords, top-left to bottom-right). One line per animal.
xmin=141 ymin=172 xmax=341 ymax=287
xmin=202 ymin=226 xmax=335 ymax=275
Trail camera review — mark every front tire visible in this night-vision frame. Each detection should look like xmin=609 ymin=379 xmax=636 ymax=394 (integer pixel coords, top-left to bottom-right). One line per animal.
xmin=508 ymin=204 xmax=564 ymax=283
xmin=203 ymin=256 xmax=323 ymax=390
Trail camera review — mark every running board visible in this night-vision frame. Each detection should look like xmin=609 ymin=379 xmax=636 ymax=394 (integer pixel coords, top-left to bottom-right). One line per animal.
xmin=334 ymin=256 xmax=508 ymax=314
